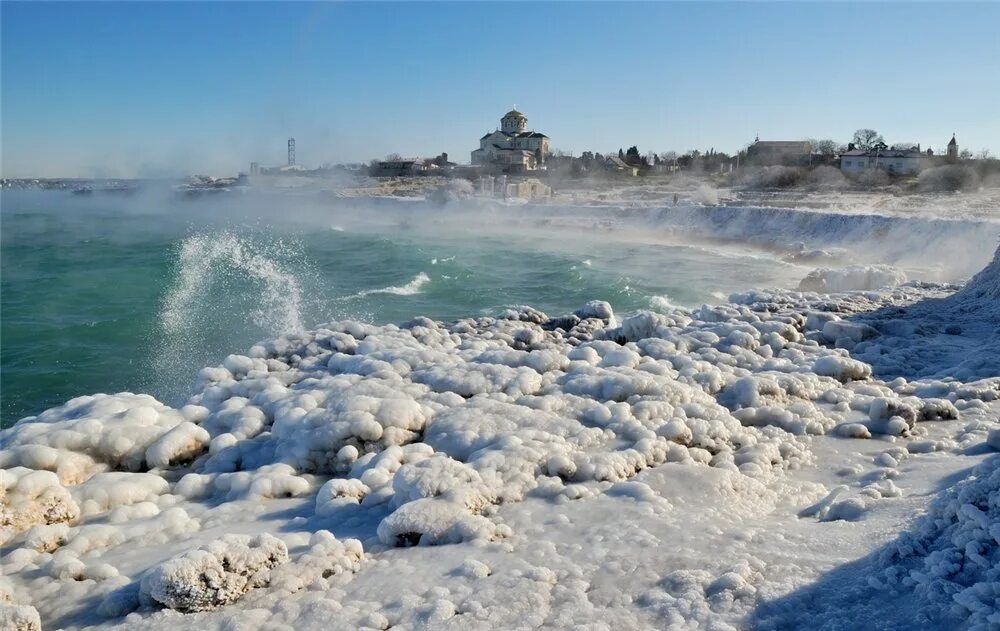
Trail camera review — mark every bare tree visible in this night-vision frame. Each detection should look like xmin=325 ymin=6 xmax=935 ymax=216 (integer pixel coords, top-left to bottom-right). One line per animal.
xmin=812 ymin=139 xmax=837 ymax=155
xmin=852 ymin=129 xmax=885 ymax=151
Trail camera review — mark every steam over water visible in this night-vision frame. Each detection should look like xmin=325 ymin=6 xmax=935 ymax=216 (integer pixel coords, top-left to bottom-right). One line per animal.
xmin=2 ymin=188 xmax=997 ymax=425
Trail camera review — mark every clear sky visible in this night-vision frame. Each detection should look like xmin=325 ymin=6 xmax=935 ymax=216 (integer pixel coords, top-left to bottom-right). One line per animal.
xmin=2 ymin=1 xmax=999 ymax=178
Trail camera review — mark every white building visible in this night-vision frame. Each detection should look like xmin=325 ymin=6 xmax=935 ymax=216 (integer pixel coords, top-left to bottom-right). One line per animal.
xmin=471 ymin=108 xmax=550 ymax=171
xmin=840 ymin=149 xmax=923 ymax=175
xmin=841 ymin=146 xmax=931 ymax=175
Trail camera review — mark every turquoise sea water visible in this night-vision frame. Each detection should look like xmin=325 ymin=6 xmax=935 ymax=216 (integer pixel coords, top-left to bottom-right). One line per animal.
xmin=1 ymin=189 xmax=805 ymax=426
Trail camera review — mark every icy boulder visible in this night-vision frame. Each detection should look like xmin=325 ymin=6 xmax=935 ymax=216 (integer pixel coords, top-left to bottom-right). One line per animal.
xmin=0 ymin=393 xmax=194 ymax=484
xmin=377 ymin=498 xmax=507 ymax=547
xmin=574 ymin=300 xmax=616 ymax=325
xmin=139 ymin=533 xmax=288 ymax=612
xmin=1 ymin=468 xmax=79 ymax=543
xmin=0 ymin=603 xmax=41 ymax=631
xmin=0 ymin=578 xmax=41 ymax=631
xmin=144 ymin=421 xmax=210 ymax=469
xmin=798 ymin=264 xmax=906 ymax=293
xmin=268 ymin=530 xmax=364 ymax=594
xmin=812 ymin=355 xmax=872 ymax=382
xmin=315 ymin=478 xmax=371 ymax=515
xmin=391 ymin=455 xmax=494 ymax=511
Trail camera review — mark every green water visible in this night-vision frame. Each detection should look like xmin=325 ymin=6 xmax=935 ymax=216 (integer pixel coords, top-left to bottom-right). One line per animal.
xmin=1 ymin=189 xmax=802 ymax=426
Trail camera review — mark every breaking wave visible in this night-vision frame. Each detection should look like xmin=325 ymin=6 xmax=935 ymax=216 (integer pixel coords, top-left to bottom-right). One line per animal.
xmin=347 ymin=272 xmax=430 ymax=298
xmin=153 ymin=232 xmax=309 ymax=401
xmin=161 ymin=232 xmax=305 ymax=335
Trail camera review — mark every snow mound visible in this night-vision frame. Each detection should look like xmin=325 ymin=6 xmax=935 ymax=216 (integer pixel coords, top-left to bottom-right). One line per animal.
xmin=872 ymin=455 xmax=1000 ymax=628
xmin=138 ymin=533 xmax=288 ymax=612
xmin=798 ymin=264 xmax=906 ymax=293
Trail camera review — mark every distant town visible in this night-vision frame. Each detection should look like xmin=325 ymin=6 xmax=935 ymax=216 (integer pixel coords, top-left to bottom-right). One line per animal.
xmin=235 ymin=106 xmax=1000 ymax=200
xmin=4 ymin=106 xmax=998 ymax=202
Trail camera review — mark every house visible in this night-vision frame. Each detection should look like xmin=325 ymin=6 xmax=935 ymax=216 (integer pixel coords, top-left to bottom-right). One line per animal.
xmin=746 ymin=140 xmax=813 ymax=166
xmin=471 ymin=107 xmax=550 ymax=172
xmin=604 ymin=155 xmax=639 ymax=176
xmin=840 ymin=144 xmax=934 ymax=176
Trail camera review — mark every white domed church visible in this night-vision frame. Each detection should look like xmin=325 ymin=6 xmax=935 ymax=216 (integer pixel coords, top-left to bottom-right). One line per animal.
xmin=471 ymin=107 xmax=550 ymax=171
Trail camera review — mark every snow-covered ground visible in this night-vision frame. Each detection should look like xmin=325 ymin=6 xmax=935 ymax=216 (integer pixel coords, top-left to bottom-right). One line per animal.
xmin=3 ymin=235 xmax=1000 ymax=630
xmin=547 ymin=180 xmax=1000 ymax=223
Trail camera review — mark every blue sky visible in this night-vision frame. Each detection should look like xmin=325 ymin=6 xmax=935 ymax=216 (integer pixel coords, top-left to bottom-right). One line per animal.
xmin=2 ymin=1 xmax=998 ymax=177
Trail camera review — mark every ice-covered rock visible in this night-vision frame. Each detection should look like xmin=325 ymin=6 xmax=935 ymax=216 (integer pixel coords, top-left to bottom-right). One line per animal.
xmin=1 ymin=468 xmax=79 ymax=543
xmin=144 ymin=421 xmax=210 ymax=468
xmin=267 ymin=530 xmax=364 ymax=593
xmin=377 ymin=498 xmax=508 ymax=547
xmin=0 ymin=603 xmax=41 ymax=631
xmin=799 ymin=265 xmax=906 ymax=293
xmin=0 ymin=394 xmax=193 ymax=484
xmin=138 ymin=533 xmax=288 ymax=612
xmin=812 ymin=354 xmax=872 ymax=382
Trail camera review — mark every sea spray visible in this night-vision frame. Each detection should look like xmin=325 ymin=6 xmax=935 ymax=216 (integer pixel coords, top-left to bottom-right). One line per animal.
xmin=153 ymin=232 xmax=311 ymax=403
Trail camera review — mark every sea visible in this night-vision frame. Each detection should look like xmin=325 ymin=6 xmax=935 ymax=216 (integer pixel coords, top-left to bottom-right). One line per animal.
xmin=0 ymin=186 xmax=854 ymax=426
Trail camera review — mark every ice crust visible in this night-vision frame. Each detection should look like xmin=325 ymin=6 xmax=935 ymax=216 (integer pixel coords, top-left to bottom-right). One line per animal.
xmin=2 ymin=245 xmax=1000 ymax=629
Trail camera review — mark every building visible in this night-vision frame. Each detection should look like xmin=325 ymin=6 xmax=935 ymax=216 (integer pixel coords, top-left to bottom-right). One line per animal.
xmin=746 ymin=139 xmax=813 ymax=166
xmin=604 ymin=155 xmax=639 ymax=176
xmin=947 ymin=134 xmax=959 ymax=160
xmin=369 ymin=158 xmax=429 ymax=177
xmin=840 ymin=148 xmax=926 ymax=175
xmin=839 ymin=137 xmax=956 ymax=175
xmin=471 ymin=107 xmax=550 ymax=172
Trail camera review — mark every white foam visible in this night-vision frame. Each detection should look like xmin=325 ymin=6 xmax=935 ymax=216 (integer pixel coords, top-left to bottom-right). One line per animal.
xmin=349 ymin=271 xmax=430 ymax=298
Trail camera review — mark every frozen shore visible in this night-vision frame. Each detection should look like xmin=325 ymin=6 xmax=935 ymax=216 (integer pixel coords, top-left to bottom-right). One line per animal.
xmin=2 ymin=244 xmax=999 ymax=630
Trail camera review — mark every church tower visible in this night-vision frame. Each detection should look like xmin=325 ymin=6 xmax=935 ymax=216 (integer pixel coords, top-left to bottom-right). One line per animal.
xmin=947 ymin=134 xmax=958 ymax=160
xmin=500 ymin=107 xmax=528 ymax=134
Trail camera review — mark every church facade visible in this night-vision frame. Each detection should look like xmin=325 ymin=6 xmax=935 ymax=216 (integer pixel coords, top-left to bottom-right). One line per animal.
xmin=471 ymin=108 xmax=550 ymax=171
